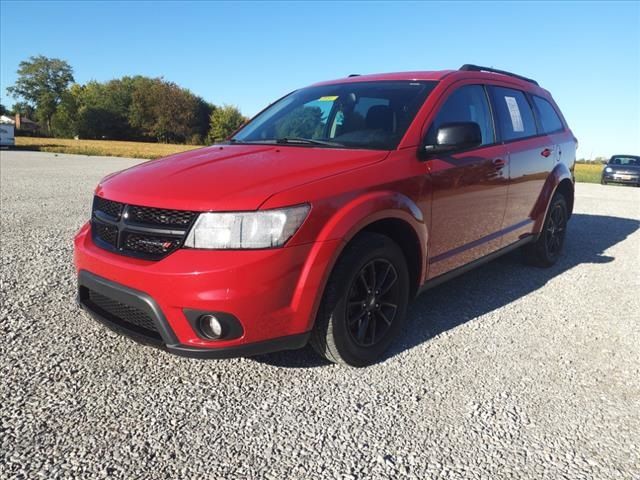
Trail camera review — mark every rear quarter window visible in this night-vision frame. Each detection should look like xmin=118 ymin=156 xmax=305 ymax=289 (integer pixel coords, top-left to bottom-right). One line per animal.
xmin=532 ymin=96 xmax=565 ymax=134
xmin=489 ymin=86 xmax=537 ymax=141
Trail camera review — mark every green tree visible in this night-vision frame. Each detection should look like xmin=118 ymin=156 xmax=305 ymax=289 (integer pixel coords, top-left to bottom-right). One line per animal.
xmin=6 ymin=55 xmax=74 ymax=133
xmin=50 ymin=89 xmax=79 ymax=138
xmin=0 ymin=104 xmax=8 ymax=116
xmin=74 ymin=80 xmax=135 ymax=139
xmin=130 ymin=78 xmax=209 ymax=143
xmin=207 ymin=105 xmax=246 ymax=143
xmin=274 ymin=106 xmax=324 ymax=139
xmin=11 ymin=101 xmax=36 ymax=119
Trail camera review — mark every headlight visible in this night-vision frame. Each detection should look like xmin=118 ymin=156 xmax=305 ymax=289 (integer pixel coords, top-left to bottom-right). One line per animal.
xmin=605 ymin=167 xmax=613 ymax=173
xmin=183 ymin=204 xmax=310 ymax=249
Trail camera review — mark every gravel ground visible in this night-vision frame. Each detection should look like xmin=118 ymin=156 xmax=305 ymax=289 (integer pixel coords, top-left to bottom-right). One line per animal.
xmin=1 ymin=151 xmax=639 ymax=480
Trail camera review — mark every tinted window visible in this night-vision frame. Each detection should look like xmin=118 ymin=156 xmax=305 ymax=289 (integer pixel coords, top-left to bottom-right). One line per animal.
xmin=532 ymin=96 xmax=564 ymax=134
xmin=426 ymin=85 xmax=494 ymax=146
xmin=233 ymin=81 xmax=437 ymax=150
xmin=489 ymin=86 xmax=537 ymax=141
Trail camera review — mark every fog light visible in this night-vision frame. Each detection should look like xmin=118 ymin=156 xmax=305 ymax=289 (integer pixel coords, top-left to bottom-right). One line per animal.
xmin=199 ymin=314 xmax=223 ymax=339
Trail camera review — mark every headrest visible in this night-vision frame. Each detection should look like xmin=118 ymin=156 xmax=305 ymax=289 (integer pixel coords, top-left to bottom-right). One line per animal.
xmin=366 ymin=105 xmax=394 ymax=132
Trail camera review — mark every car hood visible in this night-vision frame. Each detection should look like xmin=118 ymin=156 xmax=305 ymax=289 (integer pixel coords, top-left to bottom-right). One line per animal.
xmin=96 ymin=144 xmax=389 ymax=211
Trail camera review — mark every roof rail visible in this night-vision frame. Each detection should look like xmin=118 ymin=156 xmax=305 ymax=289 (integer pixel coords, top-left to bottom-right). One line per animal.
xmin=459 ymin=64 xmax=539 ymax=86
xmin=348 ymin=74 xmax=361 ymax=77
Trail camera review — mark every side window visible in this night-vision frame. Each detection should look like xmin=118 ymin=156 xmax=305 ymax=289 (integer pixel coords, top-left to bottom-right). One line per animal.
xmin=426 ymin=85 xmax=494 ymax=146
xmin=532 ymin=96 xmax=564 ymax=134
xmin=489 ymin=86 xmax=537 ymax=141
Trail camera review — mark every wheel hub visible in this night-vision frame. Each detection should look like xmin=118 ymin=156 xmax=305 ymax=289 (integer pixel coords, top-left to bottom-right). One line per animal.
xmin=366 ymin=295 xmax=378 ymax=311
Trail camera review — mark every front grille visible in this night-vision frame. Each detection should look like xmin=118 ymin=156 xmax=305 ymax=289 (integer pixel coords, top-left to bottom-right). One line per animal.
xmin=93 ymin=222 xmax=118 ymax=247
xmin=94 ymin=196 xmax=123 ymax=219
xmin=128 ymin=205 xmax=196 ymax=227
xmin=84 ymin=288 xmax=160 ymax=339
xmin=91 ymin=196 xmax=196 ymax=260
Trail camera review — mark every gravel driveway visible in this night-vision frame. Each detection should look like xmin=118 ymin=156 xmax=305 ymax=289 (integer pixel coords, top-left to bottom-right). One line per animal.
xmin=1 ymin=151 xmax=639 ymax=480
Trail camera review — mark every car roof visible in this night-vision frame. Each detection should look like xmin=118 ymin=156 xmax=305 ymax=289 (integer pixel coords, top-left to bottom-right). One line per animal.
xmin=311 ymin=70 xmax=456 ymax=86
xmin=310 ymin=69 xmax=543 ymax=92
xmin=611 ymin=154 xmax=640 ymax=159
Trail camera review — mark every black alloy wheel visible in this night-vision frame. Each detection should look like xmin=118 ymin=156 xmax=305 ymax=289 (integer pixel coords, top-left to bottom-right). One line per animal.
xmin=523 ymin=192 xmax=569 ymax=268
xmin=310 ymin=232 xmax=410 ymax=366
xmin=544 ymin=202 xmax=567 ymax=260
xmin=346 ymin=259 xmax=400 ymax=348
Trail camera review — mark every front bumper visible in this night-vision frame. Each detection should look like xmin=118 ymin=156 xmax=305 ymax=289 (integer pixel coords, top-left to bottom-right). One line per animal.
xmin=602 ymin=172 xmax=639 ymax=184
xmin=74 ymin=222 xmax=341 ymax=357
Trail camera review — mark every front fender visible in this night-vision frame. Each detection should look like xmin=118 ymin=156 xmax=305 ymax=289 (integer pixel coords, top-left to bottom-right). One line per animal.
xmin=289 ymin=191 xmax=427 ymax=331
xmin=316 ymin=190 xmax=425 ymax=244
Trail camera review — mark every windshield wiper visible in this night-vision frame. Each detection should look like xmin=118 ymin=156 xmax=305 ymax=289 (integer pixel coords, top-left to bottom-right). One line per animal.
xmin=275 ymin=137 xmax=343 ymax=147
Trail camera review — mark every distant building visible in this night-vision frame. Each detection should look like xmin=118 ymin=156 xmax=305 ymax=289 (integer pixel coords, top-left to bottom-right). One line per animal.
xmin=15 ymin=113 xmax=40 ymax=133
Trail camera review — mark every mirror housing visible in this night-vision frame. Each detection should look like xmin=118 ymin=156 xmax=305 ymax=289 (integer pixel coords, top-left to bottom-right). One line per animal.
xmin=421 ymin=122 xmax=482 ymax=157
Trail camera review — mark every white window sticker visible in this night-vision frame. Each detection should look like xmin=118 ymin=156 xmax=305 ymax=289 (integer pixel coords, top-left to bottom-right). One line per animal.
xmin=504 ymin=96 xmax=524 ymax=132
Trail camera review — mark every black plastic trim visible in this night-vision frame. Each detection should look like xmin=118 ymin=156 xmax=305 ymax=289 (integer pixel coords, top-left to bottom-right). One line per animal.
xmin=459 ymin=64 xmax=539 ymax=86
xmin=78 ymin=270 xmax=178 ymax=345
xmin=166 ymin=332 xmax=311 ymax=359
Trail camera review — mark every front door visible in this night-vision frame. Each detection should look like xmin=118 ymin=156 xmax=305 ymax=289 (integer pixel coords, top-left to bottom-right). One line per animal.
xmin=424 ymin=84 xmax=509 ymax=279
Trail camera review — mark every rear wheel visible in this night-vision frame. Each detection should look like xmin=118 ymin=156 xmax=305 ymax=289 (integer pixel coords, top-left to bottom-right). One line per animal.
xmin=310 ymin=232 xmax=409 ymax=367
xmin=524 ymin=193 xmax=568 ymax=267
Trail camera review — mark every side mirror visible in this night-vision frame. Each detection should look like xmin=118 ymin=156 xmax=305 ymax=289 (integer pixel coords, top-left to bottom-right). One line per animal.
xmin=421 ymin=122 xmax=482 ymax=157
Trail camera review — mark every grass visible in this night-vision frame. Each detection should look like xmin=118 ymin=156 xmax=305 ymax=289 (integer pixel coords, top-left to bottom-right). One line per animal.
xmin=14 ymin=137 xmax=604 ymax=183
xmin=574 ymin=163 xmax=603 ymax=184
xmin=14 ymin=137 xmax=201 ymax=160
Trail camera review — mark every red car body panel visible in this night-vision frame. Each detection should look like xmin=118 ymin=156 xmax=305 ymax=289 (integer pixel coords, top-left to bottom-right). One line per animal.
xmin=74 ymin=68 xmax=576 ymax=357
xmin=95 ymin=145 xmax=389 ymax=211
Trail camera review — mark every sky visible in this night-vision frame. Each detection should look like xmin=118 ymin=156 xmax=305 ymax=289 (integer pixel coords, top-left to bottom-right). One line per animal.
xmin=1 ymin=0 xmax=639 ymax=158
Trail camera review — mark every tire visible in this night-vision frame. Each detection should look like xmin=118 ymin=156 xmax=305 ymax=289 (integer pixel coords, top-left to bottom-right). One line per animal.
xmin=310 ymin=232 xmax=410 ymax=367
xmin=524 ymin=193 xmax=568 ymax=268
xmin=601 ymin=178 xmax=607 ymax=185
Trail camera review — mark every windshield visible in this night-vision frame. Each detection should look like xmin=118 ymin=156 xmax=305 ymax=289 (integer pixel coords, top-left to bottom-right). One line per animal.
xmin=232 ymin=81 xmax=437 ymax=150
xmin=609 ymin=156 xmax=640 ymax=166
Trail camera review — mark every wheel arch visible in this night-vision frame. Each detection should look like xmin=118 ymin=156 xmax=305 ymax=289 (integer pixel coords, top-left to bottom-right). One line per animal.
xmin=358 ymin=218 xmax=423 ymax=299
xmin=555 ymin=178 xmax=574 ymax=218
xmin=322 ymin=191 xmax=428 ymax=300
xmin=292 ymin=191 xmax=427 ymax=332
xmin=531 ymin=163 xmax=574 ymax=233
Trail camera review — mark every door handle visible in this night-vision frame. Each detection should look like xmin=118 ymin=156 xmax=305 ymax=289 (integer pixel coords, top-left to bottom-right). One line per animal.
xmin=493 ymin=158 xmax=506 ymax=169
xmin=541 ymin=148 xmax=552 ymax=158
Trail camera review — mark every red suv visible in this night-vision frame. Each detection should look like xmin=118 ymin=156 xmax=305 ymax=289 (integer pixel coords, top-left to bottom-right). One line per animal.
xmin=74 ymin=65 xmax=576 ymax=366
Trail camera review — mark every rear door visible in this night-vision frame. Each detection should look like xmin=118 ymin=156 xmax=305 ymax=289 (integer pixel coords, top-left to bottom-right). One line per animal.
xmin=531 ymin=94 xmax=574 ymax=178
xmin=488 ymin=86 xmax=554 ymax=245
xmin=425 ymin=84 xmax=509 ymax=279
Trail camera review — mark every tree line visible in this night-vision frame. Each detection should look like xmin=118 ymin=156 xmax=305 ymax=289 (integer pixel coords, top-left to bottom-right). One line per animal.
xmin=2 ymin=55 xmax=247 ymax=144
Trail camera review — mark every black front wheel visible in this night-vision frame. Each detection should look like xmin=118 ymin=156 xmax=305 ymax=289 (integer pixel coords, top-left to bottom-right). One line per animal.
xmin=310 ymin=233 xmax=409 ymax=367
xmin=524 ymin=193 xmax=568 ymax=267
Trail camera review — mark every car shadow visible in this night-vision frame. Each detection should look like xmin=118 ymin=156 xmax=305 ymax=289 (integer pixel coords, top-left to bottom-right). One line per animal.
xmin=252 ymin=213 xmax=639 ymax=368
